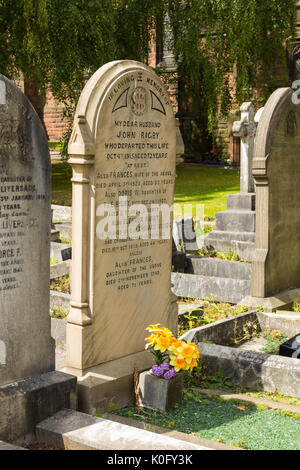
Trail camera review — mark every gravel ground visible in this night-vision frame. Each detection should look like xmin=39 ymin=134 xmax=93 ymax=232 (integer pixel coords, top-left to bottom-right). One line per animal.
xmin=115 ymin=393 xmax=300 ymax=450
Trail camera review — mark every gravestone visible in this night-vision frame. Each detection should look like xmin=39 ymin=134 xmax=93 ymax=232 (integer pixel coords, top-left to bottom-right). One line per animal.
xmin=0 ymin=75 xmax=54 ymax=385
xmin=65 ymin=61 xmax=178 ymax=412
xmin=247 ymin=87 xmax=300 ymax=305
xmin=202 ymin=102 xmax=262 ymax=263
xmin=232 ymin=102 xmax=258 ymax=193
xmin=0 ymin=75 xmax=76 ymax=442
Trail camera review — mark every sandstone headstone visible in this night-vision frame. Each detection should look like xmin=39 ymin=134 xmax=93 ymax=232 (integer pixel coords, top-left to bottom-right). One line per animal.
xmin=66 ymin=61 xmax=177 ymax=374
xmin=0 ymin=75 xmax=55 ymax=386
xmin=252 ymin=87 xmax=300 ymax=298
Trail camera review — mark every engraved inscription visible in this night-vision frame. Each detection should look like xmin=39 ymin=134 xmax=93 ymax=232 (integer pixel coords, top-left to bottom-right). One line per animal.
xmin=131 ymin=87 xmax=147 ymax=116
xmin=0 ymin=110 xmax=33 ymax=167
xmin=95 ymin=70 xmax=175 ymax=294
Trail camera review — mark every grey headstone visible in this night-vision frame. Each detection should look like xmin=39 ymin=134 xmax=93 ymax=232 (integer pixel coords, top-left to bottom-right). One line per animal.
xmin=0 ymin=75 xmax=55 ymax=386
xmin=252 ymin=88 xmax=300 ymax=297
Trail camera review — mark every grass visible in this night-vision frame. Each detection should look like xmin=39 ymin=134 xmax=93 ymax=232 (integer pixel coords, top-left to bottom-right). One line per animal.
xmin=114 ymin=390 xmax=300 ymax=450
xmin=51 ymin=162 xmax=72 ymax=206
xmin=49 ymin=141 xmax=63 ymax=150
xmin=51 ymin=162 xmax=240 ymax=219
xmin=174 ymin=164 xmax=240 ymax=219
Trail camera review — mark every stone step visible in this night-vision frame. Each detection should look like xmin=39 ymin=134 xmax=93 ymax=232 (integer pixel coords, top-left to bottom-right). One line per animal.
xmin=203 ymin=231 xmax=255 ymax=261
xmin=50 ymin=259 xmax=71 ymax=280
xmin=51 ymin=204 xmax=72 ymax=223
xmin=227 ymin=193 xmax=255 ymax=211
xmin=0 ymin=372 xmax=76 ymax=443
xmin=230 ymin=240 xmax=254 ymax=262
xmin=203 ymin=237 xmax=255 ymax=262
xmin=36 ymin=409 xmax=211 ymax=450
xmin=215 ymin=210 xmax=255 ymax=233
xmin=205 ymin=231 xmax=255 ymax=243
xmin=172 ymin=272 xmax=251 ymax=304
xmin=186 ymin=256 xmax=251 ymax=280
xmin=53 ymin=222 xmax=72 ymax=244
xmin=0 ymin=441 xmax=26 ymax=450
xmin=50 ymin=291 xmax=70 ymax=313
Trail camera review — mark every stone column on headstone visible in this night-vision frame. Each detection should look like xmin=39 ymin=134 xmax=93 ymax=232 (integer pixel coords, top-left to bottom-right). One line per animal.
xmin=232 ymin=102 xmax=257 ymax=193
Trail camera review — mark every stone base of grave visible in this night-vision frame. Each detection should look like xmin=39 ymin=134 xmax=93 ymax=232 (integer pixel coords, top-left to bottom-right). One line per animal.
xmin=197 ymin=342 xmax=300 ymax=398
xmin=0 ymin=441 xmax=26 ymax=450
xmin=36 ymin=409 xmax=209 ymax=450
xmin=241 ymin=287 xmax=300 ymax=312
xmin=0 ymin=371 xmax=77 ymax=443
xmin=203 ymin=193 xmax=255 ymax=261
xmin=63 ymin=351 xmax=154 ymax=415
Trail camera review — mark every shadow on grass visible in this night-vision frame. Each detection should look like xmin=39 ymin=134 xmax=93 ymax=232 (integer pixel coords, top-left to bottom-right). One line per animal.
xmin=116 ymin=394 xmax=257 ymax=435
xmin=51 ymin=162 xmax=72 ymax=206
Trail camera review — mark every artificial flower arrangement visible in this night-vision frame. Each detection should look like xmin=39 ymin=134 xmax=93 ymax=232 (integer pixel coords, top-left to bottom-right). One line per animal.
xmin=145 ymin=323 xmax=200 ymax=380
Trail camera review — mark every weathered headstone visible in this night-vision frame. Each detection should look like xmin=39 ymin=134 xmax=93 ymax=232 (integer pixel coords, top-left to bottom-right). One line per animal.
xmin=0 ymin=75 xmax=76 ymax=442
xmin=250 ymin=87 xmax=300 ymax=301
xmin=0 ymin=75 xmax=54 ymax=385
xmin=65 ymin=61 xmax=178 ymax=412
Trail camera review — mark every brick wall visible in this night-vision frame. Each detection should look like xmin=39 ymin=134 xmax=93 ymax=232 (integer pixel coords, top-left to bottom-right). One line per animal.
xmin=43 ymin=92 xmax=69 ymax=142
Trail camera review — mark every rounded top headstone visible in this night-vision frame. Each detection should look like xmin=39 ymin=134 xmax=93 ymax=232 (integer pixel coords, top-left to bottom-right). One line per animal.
xmin=66 ymin=61 xmax=178 ymax=370
xmin=0 ymin=75 xmax=53 ymax=386
xmin=68 ymin=60 xmax=176 ymax=159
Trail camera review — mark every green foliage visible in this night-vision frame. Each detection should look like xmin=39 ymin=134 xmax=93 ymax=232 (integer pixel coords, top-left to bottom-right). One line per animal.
xmin=0 ymin=0 xmax=163 ymax=127
xmin=233 ymin=304 xmax=248 ymax=315
xmin=184 ymin=360 xmax=204 ymax=387
xmin=108 ymin=402 xmax=116 ymax=412
xmin=218 ymin=250 xmax=241 ymax=262
xmin=229 ymin=438 xmax=246 ymax=449
xmin=50 ymin=306 xmax=69 ymax=319
xmin=198 ymin=246 xmax=218 ymax=258
xmin=197 ymin=368 xmax=233 ymax=389
xmin=50 ymin=274 xmax=70 ymax=294
xmin=292 ymin=300 xmax=300 ymax=312
xmin=168 ymin=0 xmax=297 ymax=129
xmin=182 ymin=309 xmax=202 ymax=330
xmin=0 ymin=0 xmax=297 ymax=144
xmin=260 ymin=331 xmax=287 ymax=355
xmin=178 ymin=299 xmax=249 ymax=335
xmin=198 ymin=247 xmax=242 ymax=262
xmin=256 ymin=305 xmax=265 ymax=312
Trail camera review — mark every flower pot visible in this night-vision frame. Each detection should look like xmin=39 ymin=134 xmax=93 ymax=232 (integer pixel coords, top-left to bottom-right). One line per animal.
xmin=139 ymin=370 xmax=184 ymax=412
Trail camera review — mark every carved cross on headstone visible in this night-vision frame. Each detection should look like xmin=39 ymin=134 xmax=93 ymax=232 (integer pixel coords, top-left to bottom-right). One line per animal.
xmin=232 ymin=102 xmax=258 ymax=194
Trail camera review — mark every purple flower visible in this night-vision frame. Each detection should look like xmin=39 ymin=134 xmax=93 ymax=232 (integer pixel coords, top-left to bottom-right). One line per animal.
xmin=164 ymin=368 xmax=177 ymax=380
xmin=152 ymin=365 xmax=164 ymax=377
xmin=161 ymin=362 xmax=170 ymax=372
